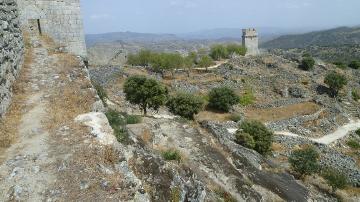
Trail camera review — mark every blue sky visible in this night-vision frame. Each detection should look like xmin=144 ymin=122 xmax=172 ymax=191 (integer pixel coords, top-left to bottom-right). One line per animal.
xmin=81 ymin=0 xmax=360 ymax=34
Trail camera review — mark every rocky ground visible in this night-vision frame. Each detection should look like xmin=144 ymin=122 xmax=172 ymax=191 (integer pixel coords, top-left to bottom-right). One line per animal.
xmin=1 ymin=33 xmax=359 ymax=201
xmin=89 ymin=48 xmax=360 ymax=201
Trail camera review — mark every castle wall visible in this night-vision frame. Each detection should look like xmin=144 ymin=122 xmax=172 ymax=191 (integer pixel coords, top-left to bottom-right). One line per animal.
xmin=0 ymin=0 xmax=24 ymax=117
xmin=242 ymin=28 xmax=259 ymax=55
xmin=16 ymin=0 xmax=87 ymax=57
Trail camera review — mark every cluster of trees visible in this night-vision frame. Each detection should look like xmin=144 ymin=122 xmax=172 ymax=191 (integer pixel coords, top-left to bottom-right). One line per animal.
xmin=127 ymin=50 xmax=215 ymax=73
xmin=124 ymin=76 xmax=242 ymax=119
xmin=209 ymin=44 xmax=247 ymax=60
xmin=127 ymin=50 xmax=194 ymax=72
xmin=289 ymin=146 xmax=349 ymax=193
xmin=127 ymin=44 xmax=247 ymax=73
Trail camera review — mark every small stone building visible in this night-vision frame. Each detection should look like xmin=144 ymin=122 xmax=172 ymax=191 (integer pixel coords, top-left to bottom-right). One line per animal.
xmin=16 ymin=0 xmax=87 ymax=57
xmin=242 ymin=28 xmax=259 ymax=55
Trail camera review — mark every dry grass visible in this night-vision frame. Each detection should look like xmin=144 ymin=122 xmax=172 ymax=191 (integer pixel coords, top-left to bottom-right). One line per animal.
xmin=140 ymin=129 xmax=153 ymax=145
xmin=195 ymin=111 xmax=231 ymax=122
xmin=271 ymin=143 xmax=286 ymax=153
xmin=46 ymin=55 xmax=94 ymax=131
xmin=245 ymin=102 xmax=320 ymax=122
xmin=103 ymin=146 xmax=119 ymax=165
xmin=0 ymin=34 xmax=33 ymax=150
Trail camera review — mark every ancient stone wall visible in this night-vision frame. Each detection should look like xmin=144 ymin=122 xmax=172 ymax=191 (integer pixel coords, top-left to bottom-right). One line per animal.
xmin=242 ymin=28 xmax=259 ymax=55
xmin=16 ymin=0 xmax=86 ymax=57
xmin=0 ymin=0 xmax=24 ymax=117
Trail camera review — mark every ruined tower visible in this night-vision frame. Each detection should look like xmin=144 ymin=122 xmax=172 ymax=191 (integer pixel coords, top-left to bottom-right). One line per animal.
xmin=242 ymin=28 xmax=259 ymax=55
xmin=16 ymin=0 xmax=87 ymax=57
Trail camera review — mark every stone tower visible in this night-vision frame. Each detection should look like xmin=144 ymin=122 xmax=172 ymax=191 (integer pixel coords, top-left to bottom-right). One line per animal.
xmin=242 ymin=28 xmax=259 ymax=55
xmin=16 ymin=0 xmax=87 ymax=57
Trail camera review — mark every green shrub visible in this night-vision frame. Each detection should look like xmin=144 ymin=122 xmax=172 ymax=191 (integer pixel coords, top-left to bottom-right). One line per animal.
xmin=352 ymin=89 xmax=360 ymax=101
xmin=106 ymin=109 xmax=125 ymax=126
xmin=105 ymin=109 xmax=129 ymax=143
xmin=208 ymin=87 xmax=240 ymax=112
xmin=302 ymin=52 xmax=311 ymax=58
xmin=289 ymin=146 xmax=320 ymax=177
xmin=239 ymin=89 xmax=256 ymax=106
xmin=226 ymin=44 xmax=247 ymax=56
xmin=166 ymin=93 xmax=204 ymax=119
xmin=198 ymin=55 xmax=214 ymax=69
xmin=162 ymin=150 xmax=181 ymax=162
xmin=324 ymin=71 xmax=348 ymax=97
xmin=333 ymin=61 xmax=347 ymax=69
xmin=126 ymin=115 xmax=142 ymax=124
xmin=349 ymin=60 xmax=360 ymax=69
xmin=127 ymin=50 xmax=154 ymax=67
xmin=356 ymin=129 xmax=360 ymax=136
xmin=322 ymin=168 xmax=348 ymax=192
xmin=347 ymin=139 xmax=360 ymax=149
xmin=299 ymin=57 xmax=315 ymax=71
xmin=239 ymin=120 xmax=273 ymax=155
xmin=229 ymin=114 xmax=241 ymax=122
xmin=235 ymin=132 xmax=255 ymax=149
xmin=113 ymin=127 xmax=129 ymax=143
xmin=92 ymin=82 xmax=108 ymax=106
xmin=210 ymin=44 xmax=229 ymax=60
xmin=124 ymin=76 xmax=168 ymax=115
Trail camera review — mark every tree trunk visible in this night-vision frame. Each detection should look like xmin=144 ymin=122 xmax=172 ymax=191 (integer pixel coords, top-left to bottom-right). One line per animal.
xmin=142 ymin=103 xmax=147 ymax=116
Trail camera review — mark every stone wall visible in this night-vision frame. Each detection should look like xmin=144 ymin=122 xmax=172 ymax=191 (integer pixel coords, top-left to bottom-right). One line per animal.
xmin=0 ymin=0 xmax=24 ymax=117
xmin=242 ymin=28 xmax=260 ymax=55
xmin=16 ymin=0 xmax=86 ymax=57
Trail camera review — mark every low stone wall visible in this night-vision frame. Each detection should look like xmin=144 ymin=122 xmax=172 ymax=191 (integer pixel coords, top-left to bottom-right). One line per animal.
xmin=0 ymin=0 xmax=24 ymax=117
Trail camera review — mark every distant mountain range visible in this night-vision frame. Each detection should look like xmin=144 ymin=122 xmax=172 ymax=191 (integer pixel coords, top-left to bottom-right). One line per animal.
xmin=86 ymin=32 xmax=179 ymax=47
xmin=85 ymin=27 xmax=309 ymax=47
xmin=262 ymin=26 xmax=360 ymax=49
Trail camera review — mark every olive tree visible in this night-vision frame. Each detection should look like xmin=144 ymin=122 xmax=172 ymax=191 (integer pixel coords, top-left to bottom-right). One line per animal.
xmin=289 ymin=146 xmax=320 ymax=178
xmin=166 ymin=93 xmax=204 ymax=119
xmin=324 ymin=71 xmax=348 ymax=97
xmin=238 ymin=120 xmax=273 ymax=155
xmin=208 ymin=87 xmax=240 ymax=112
xmin=124 ymin=76 xmax=168 ymax=115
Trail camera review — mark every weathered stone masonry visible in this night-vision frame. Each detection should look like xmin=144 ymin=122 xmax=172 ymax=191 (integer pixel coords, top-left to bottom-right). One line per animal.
xmin=16 ymin=0 xmax=87 ymax=57
xmin=0 ymin=0 xmax=24 ymax=117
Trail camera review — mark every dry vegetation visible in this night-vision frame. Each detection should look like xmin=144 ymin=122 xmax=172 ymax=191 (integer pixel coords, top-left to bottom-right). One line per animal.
xmin=0 ymin=32 xmax=33 ymax=153
xmin=245 ymin=102 xmax=320 ymax=122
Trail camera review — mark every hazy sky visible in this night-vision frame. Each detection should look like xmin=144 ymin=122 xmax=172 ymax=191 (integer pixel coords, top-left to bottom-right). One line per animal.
xmin=81 ymin=0 xmax=360 ymax=34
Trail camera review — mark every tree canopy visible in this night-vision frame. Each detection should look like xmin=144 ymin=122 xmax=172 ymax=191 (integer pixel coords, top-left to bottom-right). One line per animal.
xmin=324 ymin=71 xmax=348 ymax=97
xmin=208 ymin=87 xmax=240 ymax=112
xmin=238 ymin=120 xmax=273 ymax=155
xmin=289 ymin=146 xmax=320 ymax=177
xmin=124 ymin=76 xmax=168 ymax=115
xmin=166 ymin=92 xmax=204 ymax=119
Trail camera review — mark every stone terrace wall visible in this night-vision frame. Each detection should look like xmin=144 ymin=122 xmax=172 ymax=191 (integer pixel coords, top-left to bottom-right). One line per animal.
xmin=17 ymin=0 xmax=86 ymax=57
xmin=0 ymin=0 xmax=24 ymax=117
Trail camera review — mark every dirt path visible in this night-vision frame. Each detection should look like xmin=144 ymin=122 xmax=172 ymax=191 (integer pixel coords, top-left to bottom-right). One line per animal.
xmin=275 ymin=119 xmax=360 ymax=145
xmin=0 ymin=37 xmax=57 ymax=200
xmin=193 ymin=60 xmax=228 ymax=70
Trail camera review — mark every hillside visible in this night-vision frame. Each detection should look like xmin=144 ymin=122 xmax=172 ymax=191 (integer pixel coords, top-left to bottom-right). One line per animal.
xmin=86 ymin=31 xmax=179 ymax=47
xmin=262 ymin=26 xmax=360 ymax=49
